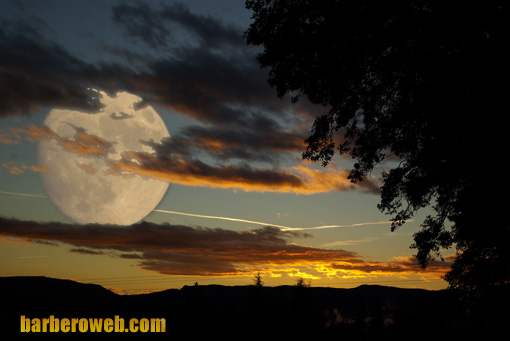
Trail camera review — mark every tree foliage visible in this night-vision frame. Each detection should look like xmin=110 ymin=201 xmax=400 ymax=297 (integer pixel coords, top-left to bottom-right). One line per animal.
xmin=245 ymin=0 xmax=509 ymax=294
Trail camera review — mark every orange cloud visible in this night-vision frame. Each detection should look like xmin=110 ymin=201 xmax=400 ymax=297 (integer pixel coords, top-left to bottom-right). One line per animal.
xmin=18 ymin=124 xmax=114 ymax=158
xmin=24 ymin=165 xmax=51 ymax=173
xmin=1 ymin=162 xmax=50 ymax=175
xmin=106 ymin=151 xmax=380 ymax=195
xmin=0 ymin=131 xmax=21 ymax=145
xmin=186 ymin=127 xmax=306 ymax=155
xmin=16 ymin=124 xmax=59 ymax=142
xmin=76 ymin=163 xmax=98 ymax=175
xmin=1 ymin=162 xmax=24 ymax=175
xmin=292 ymin=165 xmax=380 ymax=194
xmin=7 ymin=123 xmax=379 ymax=195
xmin=326 ymin=255 xmax=453 ymax=278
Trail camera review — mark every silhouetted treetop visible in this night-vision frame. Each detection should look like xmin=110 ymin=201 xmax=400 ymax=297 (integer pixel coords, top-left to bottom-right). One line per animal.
xmin=253 ymin=272 xmax=264 ymax=287
xmin=245 ymin=0 xmax=508 ymax=294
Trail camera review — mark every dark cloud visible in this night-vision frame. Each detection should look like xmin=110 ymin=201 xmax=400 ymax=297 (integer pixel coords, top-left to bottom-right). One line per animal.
xmin=1 ymin=3 xmax=382 ymax=196
xmin=0 ymin=217 xmax=450 ymax=277
xmin=1 ymin=9 xmax=272 ymax=125
xmin=0 ymin=217 xmax=346 ymax=276
xmin=0 ymin=22 xmax=104 ymax=117
xmin=105 ymin=150 xmax=305 ymax=192
xmin=0 ymin=3 xmax=305 ymax=132
xmin=109 ymin=111 xmax=134 ymax=120
xmin=109 ymin=2 xmax=301 ymax=126
xmin=10 ymin=120 xmax=379 ymax=194
xmin=115 ymin=50 xmax=278 ymax=126
xmin=112 ymin=2 xmax=171 ymax=50
xmin=185 ymin=116 xmax=306 ymax=154
xmin=330 ymin=255 xmax=455 ymax=274
xmin=105 ymin=150 xmax=381 ymax=194
xmin=142 ymin=117 xmax=307 ymax=165
xmin=69 ymin=248 xmax=105 ymax=255
xmin=0 ymin=2 xmax=313 ymax=124
xmin=112 ymin=2 xmax=244 ymax=50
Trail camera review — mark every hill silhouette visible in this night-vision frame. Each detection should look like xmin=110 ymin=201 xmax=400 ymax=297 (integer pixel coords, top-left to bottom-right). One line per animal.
xmin=0 ymin=276 xmax=493 ymax=340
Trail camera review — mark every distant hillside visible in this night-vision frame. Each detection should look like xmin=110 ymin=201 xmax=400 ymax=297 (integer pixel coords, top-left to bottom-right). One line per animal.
xmin=0 ymin=276 xmax=116 ymax=301
xmin=0 ymin=276 xmax=496 ymax=340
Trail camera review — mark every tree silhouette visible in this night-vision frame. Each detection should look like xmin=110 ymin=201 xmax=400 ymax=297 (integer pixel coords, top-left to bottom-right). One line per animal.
xmin=295 ymin=277 xmax=311 ymax=288
xmin=253 ymin=272 xmax=264 ymax=287
xmin=245 ymin=0 xmax=509 ymax=296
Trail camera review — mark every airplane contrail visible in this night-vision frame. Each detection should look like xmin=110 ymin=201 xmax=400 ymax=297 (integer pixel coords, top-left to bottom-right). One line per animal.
xmin=0 ymin=189 xmax=401 ymax=231
xmin=279 ymin=221 xmax=397 ymax=231
xmin=0 ymin=190 xmax=48 ymax=198
xmin=153 ymin=209 xmax=398 ymax=231
xmin=154 ymin=209 xmax=293 ymax=230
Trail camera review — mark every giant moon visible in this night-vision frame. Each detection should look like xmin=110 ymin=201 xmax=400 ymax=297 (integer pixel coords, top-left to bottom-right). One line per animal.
xmin=38 ymin=91 xmax=170 ymax=225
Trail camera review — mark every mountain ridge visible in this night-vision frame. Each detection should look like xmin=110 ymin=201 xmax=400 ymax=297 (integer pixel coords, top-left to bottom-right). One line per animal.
xmin=0 ymin=276 xmax=487 ymax=340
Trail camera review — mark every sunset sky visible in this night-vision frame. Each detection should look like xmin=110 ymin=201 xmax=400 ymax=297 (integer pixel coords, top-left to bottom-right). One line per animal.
xmin=0 ymin=0 xmax=452 ymax=294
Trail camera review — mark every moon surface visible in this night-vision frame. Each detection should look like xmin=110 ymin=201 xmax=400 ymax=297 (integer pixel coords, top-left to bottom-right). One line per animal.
xmin=38 ymin=91 xmax=170 ymax=225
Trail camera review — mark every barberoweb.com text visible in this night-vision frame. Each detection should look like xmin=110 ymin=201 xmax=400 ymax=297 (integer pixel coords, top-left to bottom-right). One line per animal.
xmin=21 ymin=315 xmax=166 ymax=333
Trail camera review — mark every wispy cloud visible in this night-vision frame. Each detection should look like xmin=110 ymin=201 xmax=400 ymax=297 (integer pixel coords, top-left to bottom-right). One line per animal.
xmin=322 ymin=237 xmax=379 ymax=247
xmin=0 ymin=190 xmax=48 ymax=198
